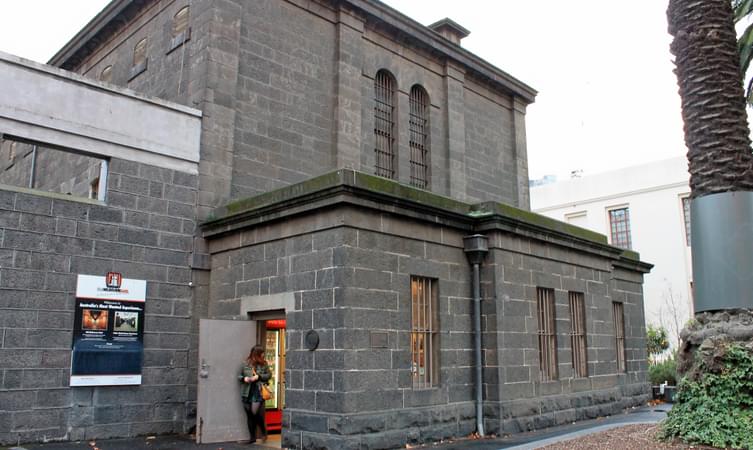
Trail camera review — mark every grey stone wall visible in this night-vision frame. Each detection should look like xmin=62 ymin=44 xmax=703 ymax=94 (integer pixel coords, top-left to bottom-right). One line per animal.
xmin=65 ymin=0 xmax=532 ymax=212
xmin=231 ymin=0 xmax=337 ymax=198
xmin=481 ymin=234 xmax=650 ymax=435
xmin=0 ymin=158 xmax=197 ymax=445
xmin=463 ymin=86 xmax=516 ymax=204
xmin=204 ymin=177 xmax=650 ymax=449
xmin=208 ymin=206 xmax=480 ymax=449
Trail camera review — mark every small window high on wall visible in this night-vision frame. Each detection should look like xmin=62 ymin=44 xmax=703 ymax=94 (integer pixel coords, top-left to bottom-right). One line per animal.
xmin=409 ymin=85 xmax=430 ymax=189
xmin=374 ymin=70 xmax=396 ymax=179
xmin=169 ymin=6 xmax=191 ymax=52
xmin=0 ymin=135 xmax=108 ymax=202
xmin=130 ymin=37 xmax=148 ymax=80
xmin=100 ymin=65 xmax=113 ymax=83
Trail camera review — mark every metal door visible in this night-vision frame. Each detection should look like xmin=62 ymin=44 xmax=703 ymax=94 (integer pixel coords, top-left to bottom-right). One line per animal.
xmin=196 ymin=319 xmax=256 ymax=443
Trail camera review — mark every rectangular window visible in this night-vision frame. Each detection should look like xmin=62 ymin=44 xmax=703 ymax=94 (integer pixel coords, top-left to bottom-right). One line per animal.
xmin=682 ymin=196 xmax=691 ymax=246
xmin=569 ymin=292 xmax=588 ymax=378
xmin=613 ymin=301 xmax=626 ymax=372
xmin=411 ymin=276 xmax=439 ymax=388
xmin=0 ymin=136 xmax=107 ymax=202
xmin=537 ymin=287 xmax=557 ymax=381
xmin=608 ymin=207 xmax=632 ymax=249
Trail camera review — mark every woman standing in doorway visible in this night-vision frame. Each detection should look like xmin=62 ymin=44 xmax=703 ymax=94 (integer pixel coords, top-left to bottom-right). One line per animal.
xmin=239 ymin=345 xmax=272 ymax=443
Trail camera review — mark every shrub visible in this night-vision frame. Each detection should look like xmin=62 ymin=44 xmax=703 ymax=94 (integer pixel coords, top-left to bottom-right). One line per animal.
xmin=660 ymin=343 xmax=753 ymax=449
xmin=646 ymin=324 xmax=670 ymax=363
xmin=648 ymin=357 xmax=677 ymax=386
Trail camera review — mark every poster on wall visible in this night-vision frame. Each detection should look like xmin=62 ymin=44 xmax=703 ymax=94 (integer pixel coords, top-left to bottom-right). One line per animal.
xmin=70 ymin=273 xmax=146 ymax=387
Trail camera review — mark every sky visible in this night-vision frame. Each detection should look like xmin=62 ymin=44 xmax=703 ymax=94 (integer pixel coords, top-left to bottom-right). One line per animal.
xmin=0 ymin=0 xmax=688 ymax=180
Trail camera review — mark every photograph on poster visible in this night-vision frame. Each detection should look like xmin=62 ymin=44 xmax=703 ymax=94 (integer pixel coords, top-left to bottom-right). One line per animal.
xmin=114 ymin=311 xmax=138 ymax=332
xmin=82 ymin=309 xmax=108 ymax=330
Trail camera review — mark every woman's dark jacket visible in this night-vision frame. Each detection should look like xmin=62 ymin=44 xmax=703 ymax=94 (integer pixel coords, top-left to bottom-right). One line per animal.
xmin=239 ymin=363 xmax=272 ymax=402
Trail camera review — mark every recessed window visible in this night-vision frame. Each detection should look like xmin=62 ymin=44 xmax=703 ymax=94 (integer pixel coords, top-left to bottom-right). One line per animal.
xmin=613 ymin=301 xmax=626 ymax=372
xmin=682 ymin=196 xmax=691 ymax=246
xmin=129 ymin=38 xmax=148 ymax=80
xmin=168 ymin=6 xmax=191 ymax=53
xmin=565 ymin=211 xmax=587 ymax=228
xmin=537 ymin=287 xmax=557 ymax=381
xmin=0 ymin=136 xmax=107 ymax=202
xmin=569 ymin=291 xmax=587 ymax=378
xmin=411 ymin=276 xmax=438 ymax=388
xmin=608 ymin=207 xmax=632 ymax=249
xmin=374 ymin=70 xmax=396 ymax=179
xmin=409 ymin=85 xmax=429 ymax=189
xmin=100 ymin=65 xmax=113 ymax=83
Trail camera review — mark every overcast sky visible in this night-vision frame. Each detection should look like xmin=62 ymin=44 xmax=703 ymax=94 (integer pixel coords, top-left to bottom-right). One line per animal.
xmin=0 ymin=0 xmax=688 ymax=180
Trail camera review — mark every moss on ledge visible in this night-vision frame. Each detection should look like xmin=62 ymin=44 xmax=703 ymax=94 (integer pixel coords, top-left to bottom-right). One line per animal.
xmin=477 ymin=201 xmax=608 ymax=245
xmin=203 ymin=169 xmax=615 ymax=251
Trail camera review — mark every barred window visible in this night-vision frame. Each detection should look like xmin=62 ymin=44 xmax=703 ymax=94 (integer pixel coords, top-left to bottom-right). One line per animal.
xmin=682 ymin=196 xmax=691 ymax=246
xmin=608 ymin=207 xmax=632 ymax=249
xmin=569 ymin=292 xmax=587 ymax=378
xmin=613 ymin=301 xmax=626 ymax=372
xmin=537 ymin=287 xmax=557 ymax=381
xmin=374 ymin=70 xmax=396 ymax=179
xmin=409 ymin=85 xmax=429 ymax=188
xmin=411 ymin=276 xmax=438 ymax=388
xmin=100 ymin=65 xmax=113 ymax=83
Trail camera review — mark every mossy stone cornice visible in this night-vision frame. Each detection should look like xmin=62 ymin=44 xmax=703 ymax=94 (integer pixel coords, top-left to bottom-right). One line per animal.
xmin=202 ymin=170 xmax=650 ymax=270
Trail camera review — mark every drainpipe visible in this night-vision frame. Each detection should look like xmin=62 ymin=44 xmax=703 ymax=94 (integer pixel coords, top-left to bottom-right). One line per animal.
xmin=463 ymin=234 xmax=489 ymax=437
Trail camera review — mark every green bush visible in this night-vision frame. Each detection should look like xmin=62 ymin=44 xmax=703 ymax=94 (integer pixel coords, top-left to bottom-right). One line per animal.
xmin=648 ymin=357 xmax=677 ymax=386
xmin=646 ymin=324 xmax=670 ymax=363
xmin=660 ymin=344 xmax=753 ymax=449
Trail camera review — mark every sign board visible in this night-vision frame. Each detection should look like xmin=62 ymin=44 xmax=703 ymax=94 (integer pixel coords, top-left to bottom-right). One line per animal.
xmin=70 ymin=273 xmax=146 ymax=386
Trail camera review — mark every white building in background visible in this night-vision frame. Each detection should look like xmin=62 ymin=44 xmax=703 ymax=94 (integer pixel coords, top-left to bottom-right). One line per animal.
xmin=530 ymin=157 xmax=692 ymax=347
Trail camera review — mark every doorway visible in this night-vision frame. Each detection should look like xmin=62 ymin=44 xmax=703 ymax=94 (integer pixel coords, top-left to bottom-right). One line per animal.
xmin=258 ymin=318 xmax=286 ymax=433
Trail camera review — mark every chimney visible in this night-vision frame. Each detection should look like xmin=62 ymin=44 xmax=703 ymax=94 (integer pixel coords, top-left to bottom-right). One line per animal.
xmin=428 ymin=18 xmax=470 ymax=46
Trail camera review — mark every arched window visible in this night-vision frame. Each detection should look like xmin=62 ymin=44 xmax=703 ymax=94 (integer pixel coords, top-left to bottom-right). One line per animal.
xmin=169 ymin=6 xmax=191 ymax=52
xmin=130 ymin=38 xmax=148 ymax=80
xmin=374 ymin=70 xmax=396 ymax=179
xmin=128 ymin=38 xmax=147 ymax=81
xmin=100 ymin=65 xmax=113 ymax=83
xmin=409 ymin=85 xmax=430 ymax=188
xmin=173 ymin=6 xmax=190 ymax=37
xmin=133 ymin=38 xmax=147 ymax=66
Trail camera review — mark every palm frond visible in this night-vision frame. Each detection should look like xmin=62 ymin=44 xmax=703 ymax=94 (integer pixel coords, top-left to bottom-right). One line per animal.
xmin=734 ymin=0 xmax=753 ymax=21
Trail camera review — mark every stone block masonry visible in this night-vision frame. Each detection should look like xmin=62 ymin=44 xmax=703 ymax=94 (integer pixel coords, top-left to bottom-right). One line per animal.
xmin=0 ymin=158 xmax=197 ymax=445
xmin=203 ymin=169 xmax=652 ymax=449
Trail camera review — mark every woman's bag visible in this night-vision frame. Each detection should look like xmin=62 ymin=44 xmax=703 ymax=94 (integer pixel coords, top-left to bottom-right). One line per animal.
xmin=260 ymin=383 xmax=273 ymax=401
xmin=253 ymin=366 xmax=273 ymax=401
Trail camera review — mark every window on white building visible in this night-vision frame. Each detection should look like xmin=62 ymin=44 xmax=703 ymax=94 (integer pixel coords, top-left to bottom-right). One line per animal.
xmin=608 ymin=207 xmax=632 ymax=249
xmin=682 ymin=196 xmax=691 ymax=246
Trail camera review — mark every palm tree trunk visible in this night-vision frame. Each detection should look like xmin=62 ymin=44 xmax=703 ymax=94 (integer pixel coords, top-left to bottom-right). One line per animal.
xmin=668 ymin=0 xmax=753 ymax=197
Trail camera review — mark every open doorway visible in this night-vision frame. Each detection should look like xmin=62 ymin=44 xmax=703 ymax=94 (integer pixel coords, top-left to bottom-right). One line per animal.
xmin=258 ymin=318 xmax=286 ymax=432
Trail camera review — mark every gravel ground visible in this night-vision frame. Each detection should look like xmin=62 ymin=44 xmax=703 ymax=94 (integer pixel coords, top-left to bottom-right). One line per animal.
xmin=538 ymin=423 xmax=718 ymax=450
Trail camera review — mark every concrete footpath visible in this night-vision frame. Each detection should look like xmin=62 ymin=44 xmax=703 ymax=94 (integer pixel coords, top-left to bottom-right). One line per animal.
xmin=3 ymin=405 xmax=670 ymax=450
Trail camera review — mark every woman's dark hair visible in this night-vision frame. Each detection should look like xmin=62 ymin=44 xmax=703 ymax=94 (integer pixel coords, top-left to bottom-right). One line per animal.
xmin=247 ymin=345 xmax=267 ymax=366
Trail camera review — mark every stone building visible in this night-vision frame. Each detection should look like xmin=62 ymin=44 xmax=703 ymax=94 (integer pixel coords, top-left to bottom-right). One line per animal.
xmin=0 ymin=0 xmax=651 ymax=448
